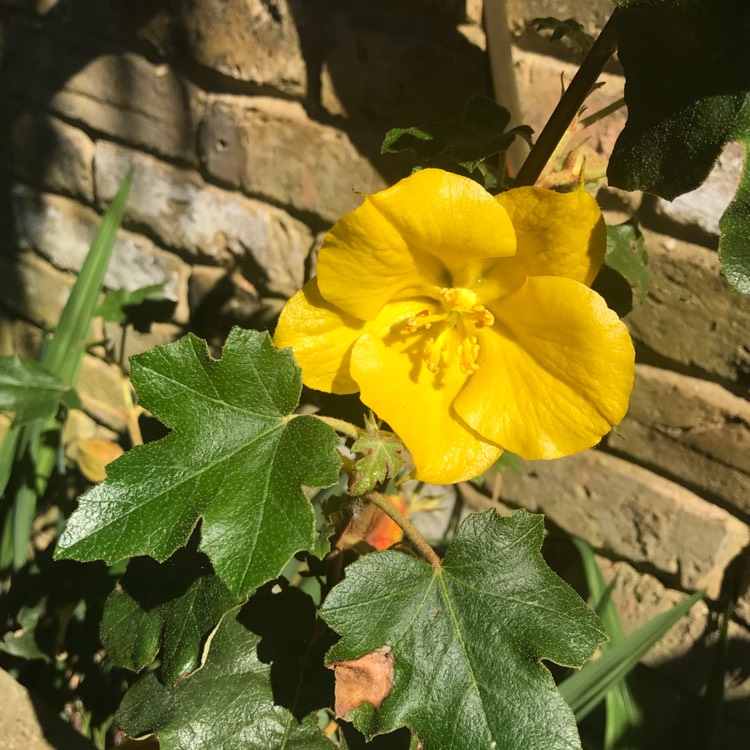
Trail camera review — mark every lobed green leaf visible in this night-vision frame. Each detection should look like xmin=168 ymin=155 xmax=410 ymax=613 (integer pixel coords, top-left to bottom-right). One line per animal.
xmin=350 ymin=414 xmax=407 ymax=495
xmin=56 ymin=328 xmax=342 ymax=599
xmin=96 ymin=282 xmax=173 ymax=330
xmin=608 ymin=0 xmax=750 ymax=292
xmin=116 ymin=604 xmax=336 ymax=750
xmin=101 ymin=538 xmax=240 ymax=683
xmin=321 ymin=510 xmax=606 ymax=750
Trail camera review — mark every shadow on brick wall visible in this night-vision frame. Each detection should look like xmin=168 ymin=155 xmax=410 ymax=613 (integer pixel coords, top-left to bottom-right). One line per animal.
xmin=0 ymin=0 xmax=497 ymax=347
xmin=544 ymin=535 xmax=750 ymax=750
xmin=0 ymin=0 xmax=191 ymax=337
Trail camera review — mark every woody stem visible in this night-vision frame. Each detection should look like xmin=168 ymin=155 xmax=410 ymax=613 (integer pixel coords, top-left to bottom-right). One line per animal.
xmin=365 ymin=491 xmax=442 ymax=569
xmin=514 ymin=8 xmax=620 ymax=187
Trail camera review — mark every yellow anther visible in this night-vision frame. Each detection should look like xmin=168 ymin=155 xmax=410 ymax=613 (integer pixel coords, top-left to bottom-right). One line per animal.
xmin=425 ymin=327 xmax=450 ymax=374
xmin=438 ymin=287 xmax=478 ymax=312
xmin=405 ymin=310 xmax=446 ymax=332
xmin=401 ymin=289 xmax=492 ymax=375
xmin=458 ymin=335 xmax=480 ymax=374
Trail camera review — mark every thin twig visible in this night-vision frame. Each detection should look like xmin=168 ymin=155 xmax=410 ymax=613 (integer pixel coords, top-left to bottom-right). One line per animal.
xmin=366 ymin=491 xmax=442 ymax=569
xmin=118 ymin=324 xmax=129 ymax=372
xmin=514 ymin=8 xmax=620 ymax=187
xmin=315 ymin=415 xmax=361 ymax=441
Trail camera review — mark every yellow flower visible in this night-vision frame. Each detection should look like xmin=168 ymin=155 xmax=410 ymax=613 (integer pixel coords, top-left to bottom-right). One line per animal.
xmin=275 ymin=169 xmax=635 ymax=484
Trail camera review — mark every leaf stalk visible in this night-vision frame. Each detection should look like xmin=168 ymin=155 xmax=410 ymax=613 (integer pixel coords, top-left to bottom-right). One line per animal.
xmin=366 ymin=491 xmax=442 ymax=569
xmin=315 ymin=415 xmax=361 ymax=441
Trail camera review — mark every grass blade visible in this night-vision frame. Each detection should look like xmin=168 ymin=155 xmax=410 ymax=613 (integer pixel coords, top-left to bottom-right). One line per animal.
xmin=571 ymin=538 xmax=643 ymax=748
xmin=40 ymin=169 xmax=133 ymax=384
xmin=0 ymin=172 xmax=132 ymax=568
xmin=560 ymin=587 xmax=704 ymax=722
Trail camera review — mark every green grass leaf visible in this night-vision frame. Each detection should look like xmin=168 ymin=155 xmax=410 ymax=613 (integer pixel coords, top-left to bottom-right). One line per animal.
xmin=571 ymin=538 xmax=643 ymax=749
xmin=56 ymin=328 xmax=342 ymax=599
xmin=41 ymin=170 xmax=134 ymax=385
xmin=101 ymin=538 xmax=240 ymax=683
xmin=116 ymin=606 xmax=336 ymax=750
xmin=560 ymin=589 xmax=704 ymax=721
xmin=320 ymin=510 xmax=606 ymax=750
xmin=0 ymin=355 xmax=81 ymax=425
xmin=0 ymin=172 xmax=132 ymax=569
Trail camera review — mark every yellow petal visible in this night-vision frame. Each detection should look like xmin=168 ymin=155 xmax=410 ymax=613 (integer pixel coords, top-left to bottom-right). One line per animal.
xmin=349 ymin=300 xmax=502 ymax=484
xmin=274 ymin=278 xmax=366 ymax=394
xmin=318 ymin=169 xmax=516 ymax=320
xmin=480 ymin=186 xmax=606 ymax=302
xmin=455 ymin=276 xmax=634 ymax=459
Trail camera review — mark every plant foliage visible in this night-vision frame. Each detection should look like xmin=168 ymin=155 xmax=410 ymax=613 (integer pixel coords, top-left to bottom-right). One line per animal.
xmin=609 ymin=0 xmax=750 ymax=291
xmin=56 ymin=328 xmax=342 ymax=599
xmin=382 ymin=96 xmax=533 ymax=175
xmin=321 ymin=510 xmax=606 ymax=750
xmin=116 ymin=605 xmax=335 ymax=750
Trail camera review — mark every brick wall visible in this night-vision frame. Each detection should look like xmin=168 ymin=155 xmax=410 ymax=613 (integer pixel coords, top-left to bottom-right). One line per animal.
xmin=0 ymin=1 xmax=747 ymax=745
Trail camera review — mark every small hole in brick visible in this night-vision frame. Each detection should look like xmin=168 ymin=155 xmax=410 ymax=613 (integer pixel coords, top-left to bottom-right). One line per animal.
xmin=217 ymin=138 xmax=229 ymax=152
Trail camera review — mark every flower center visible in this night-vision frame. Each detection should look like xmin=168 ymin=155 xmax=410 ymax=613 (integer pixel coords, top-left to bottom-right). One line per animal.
xmin=403 ymin=287 xmax=495 ymax=375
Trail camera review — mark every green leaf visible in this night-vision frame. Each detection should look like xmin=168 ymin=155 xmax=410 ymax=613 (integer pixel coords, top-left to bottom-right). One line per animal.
xmin=96 ymin=283 xmax=170 ymax=327
xmin=492 ymin=451 xmax=523 ymax=474
xmin=310 ymin=488 xmax=346 ymax=560
xmin=604 ymin=220 xmax=653 ymax=303
xmin=382 ymin=96 xmax=533 ymax=172
xmin=240 ymin=581 xmax=336 ymax=719
xmin=559 ymin=589 xmax=704 ymax=721
xmin=56 ymin=328 xmax=342 ymax=598
xmin=320 ymin=510 xmax=606 ymax=750
xmin=0 ymin=355 xmax=81 ymax=425
xmin=718 ymin=135 xmax=750 ymax=293
xmin=116 ymin=606 xmax=336 ymax=750
xmin=0 ymin=601 xmax=51 ymax=662
xmin=607 ymin=0 xmax=750 ymax=292
xmin=101 ymin=538 xmax=240 ymax=683
xmin=531 ymin=17 xmax=595 ymax=55
xmin=609 ymin=0 xmax=749 ymax=199
xmin=350 ymin=414 xmax=407 ymax=495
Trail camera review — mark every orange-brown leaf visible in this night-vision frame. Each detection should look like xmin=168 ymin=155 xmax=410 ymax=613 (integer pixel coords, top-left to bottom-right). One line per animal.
xmin=327 ymin=645 xmax=394 ymax=718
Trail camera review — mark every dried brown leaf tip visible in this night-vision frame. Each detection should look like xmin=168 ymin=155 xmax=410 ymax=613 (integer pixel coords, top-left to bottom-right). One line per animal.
xmin=327 ymin=645 xmax=394 ymax=718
